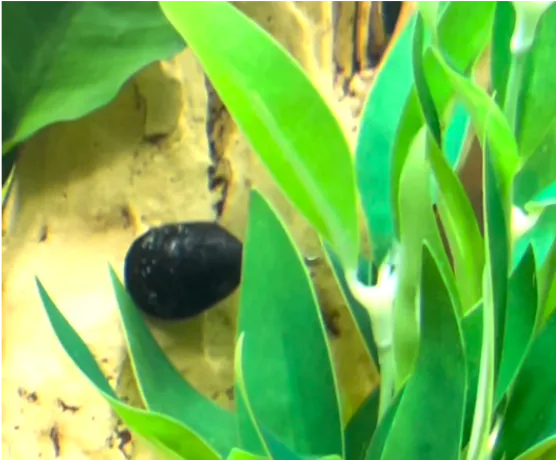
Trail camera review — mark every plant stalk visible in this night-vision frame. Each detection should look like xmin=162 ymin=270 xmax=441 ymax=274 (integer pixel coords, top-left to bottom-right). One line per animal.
xmin=347 ymin=263 xmax=397 ymax=420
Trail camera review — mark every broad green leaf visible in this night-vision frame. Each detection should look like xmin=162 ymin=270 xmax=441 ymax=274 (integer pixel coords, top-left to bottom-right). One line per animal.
xmin=235 ymin=334 xmax=310 ymax=460
xmin=324 ymin=244 xmax=379 ymax=368
xmin=461 ymin=304 xmax=483 ymax=448
xmin=345 ymin=390 xmax=379 ymax=460
xmin=2 ymin=2 xmax=184 ymax=153
xmin=236 ymin=190 xmax=343 ymax=457
xmin=495 ymin=246 xmax=539 ymax=404
xmin=160 ymin=1 xmax=359 ymax=269
xmin=412 ymin=13 xmax=483 ymax=313
xmin=35 ymin=278 xmax=219 ymax=460
xmin=381 ymin=244 xmax=466 ymax=460
xmin=108 ymin=267 xmax=237 ymax=457
xmin=496 ymin=311 xmax=556 ymax=459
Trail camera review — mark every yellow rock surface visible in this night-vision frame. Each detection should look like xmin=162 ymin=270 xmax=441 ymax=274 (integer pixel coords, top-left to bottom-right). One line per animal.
xmin=1 ymin=2 xmax=400 ymax=458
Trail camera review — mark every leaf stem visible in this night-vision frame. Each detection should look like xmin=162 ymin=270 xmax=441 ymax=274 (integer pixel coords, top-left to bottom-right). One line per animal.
xmin=347 ymin=263 xmax=397 ymax=420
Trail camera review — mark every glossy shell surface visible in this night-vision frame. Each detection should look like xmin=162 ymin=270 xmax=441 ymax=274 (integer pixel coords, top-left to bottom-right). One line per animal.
xmin=124 ymin=222 xmax=243 ymax=319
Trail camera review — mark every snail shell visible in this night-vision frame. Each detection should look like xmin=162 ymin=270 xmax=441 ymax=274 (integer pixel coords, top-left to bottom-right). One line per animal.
xmin=124 ymin=222 xmax=242 ymax=320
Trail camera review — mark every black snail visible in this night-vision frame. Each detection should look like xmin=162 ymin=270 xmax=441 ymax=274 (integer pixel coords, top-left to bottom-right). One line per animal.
xmin=124 ymin=222 xmax=243 ymax=320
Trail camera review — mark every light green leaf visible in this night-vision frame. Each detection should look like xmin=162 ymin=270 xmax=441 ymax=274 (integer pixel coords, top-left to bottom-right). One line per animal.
xmin=382 ymin=244 xmax=467 ymax=460
xmin=2 ymin=2 xmax=184 ymax=153
xmin=35 ymin=278 xmax=219 ymax=460
xmin=108 ymin=267 xmax=237 ymax=457
xmin=160 ymin=1 xmax=359 ymax=268
xmin=236 ymin=190 xmax=343 ymax=457
xmin=417 ymin=2 xmax=440 ymax=43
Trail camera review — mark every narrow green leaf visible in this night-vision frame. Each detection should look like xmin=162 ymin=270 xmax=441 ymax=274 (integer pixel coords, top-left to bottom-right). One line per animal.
xmin=237 ymin=190 xmax=343 ymax=457
xmin=495 ymin=246 xmax=538 ymax=404
xmin=2 ymin=2 xmax=184 ymax=152
xmin=412 ymin=12 xmax=483 ymax=313
xmin=491 ymin=1 xmax=515 ymax=108
xmin=496 ymin=311 xmax=556 ymax=459
xmin=108 ymin=267 xmax=237 ymax=457
xmin=461 ymin=304 xmax=483 ymax=448
xmin=345 ymin=390 xmax=379 ymax=460
xmin=226 ymin=449 xmax=266 ymax=460
xmin=323 ymin=244 xmax=379 ymax=368
xmin=514 ymin=205 xmax=556 ymax=270
xmin=364 ymin=390 xmax=405 ymax=460
xmin=394 ymin=129 xmax=460 ymax=386
xmin=390 ymin=1 xmax=496 ymax=244
xmin=417 ymin=2 xmax=440 ymax=43
xmin=356 ymin=2 xmax=494 ymax=265
xmin=160 ymin=1 xmax=359 ymax=268
xmin=35 ymin=278 xmax=219 ymax=460
xmin=381 ymin=244 xmax=466 ymax=460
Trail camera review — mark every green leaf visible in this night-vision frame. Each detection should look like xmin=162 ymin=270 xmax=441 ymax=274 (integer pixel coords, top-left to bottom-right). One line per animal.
xmin=417 ymin=2 xmax=440 ymax=43
xmin=160 ymin=1 xmax=359 ymax=269
xmin=108 ymin=267 xmax=237 ymax=457
xmin=35 ymin=278 xmax=219 ymax=460
xmin=496 ymin=311 xmax=556 ymax=459
xmin=356 ymin=1 xmax=494 ymax=265
xmin=236 ymin=190 xmax=343 ymax=457
xmin=491 ymin=1 xmax=515 ymax=108
xmin=389 ymin=2 xmax=496 ymax=248
xmin=345 ymin=390 xmax=379 ymax=460
xmin=381 ymin=244 xmax=466 ymax=460
xmin=412 ymin=12 xmax=483 ymax=313
xmin=495 ymin=246 xmax=538 ymax=404
xmin=323 ymin=244 xmax=379 ymax=368
xmin=226 ymin=449 xmax=266 ymax=460
xmin=514 ymin=205 xmax=556 ymax=270
xmin=364 ymin=390 xmax=404 ymax=460
xmin=394 ymin=128 xmax=460 ymax=387
xmin=2 ymin=2 xmax=184 ymax=153
xmin=461 ymin=304 xmax=483 ymax=448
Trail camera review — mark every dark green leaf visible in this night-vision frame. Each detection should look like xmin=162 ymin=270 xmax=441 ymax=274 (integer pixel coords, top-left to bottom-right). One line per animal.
xmin=236 ymin=190 xmax=343 ymax=457
xmin=461 ymin=304 xmax=483 ymax=448
xmin=496 ymin=311 xmax=556 ymax=459
xmin=108 ymin=267 xmax=237 ymax=457
xmin=160 ymin=1 xmax=359 ymax=269
xmin=35 ymin=278 xmax=219 ymax=460
xmin=495 ymin=246 xmax=538 ymax=404
xmin=364 ymin=390 xmax=404 ymax=460
xmin=345 ymin=390 xmax=379 ymax=460
xmin=2 ymin=1 xmax=184 ymax=152
xmin=381 ymin=244 xmax=466 ymax=460
xmin=491 ymin=1 xmax=514 ymax=108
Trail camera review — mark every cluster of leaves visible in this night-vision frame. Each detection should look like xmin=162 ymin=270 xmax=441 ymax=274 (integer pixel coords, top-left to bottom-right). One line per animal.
xmin=30 ymin=1 xmax=556 ymax=460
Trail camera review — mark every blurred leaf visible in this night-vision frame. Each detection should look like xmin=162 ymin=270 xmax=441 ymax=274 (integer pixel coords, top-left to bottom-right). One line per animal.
xmin=236 ymin=190 xmax=343 ymax=457
xmin=323 ymin=244 xmax=379 ymax=368
xmin=496 ymin=311 xmax=556 ymax=459
xmin=2 ymin=1 xmax=184 ymax=153
xmin=226 ymin=449 xmax=265 ymax=460
xmin=356 ymin=2 xmax=494 ymax=265
xmin=35 ymin=279 xmax=219 ymax=460
xmin=526 ymin=181 xmax=556 ymax=213
xmin=417 ymin=2 xmax=440 ymax=42
xmin=381 ymin=244 xmax=466 ymax=460
xmin=160 ymin=1 xmax=359 ymax=269
xmin=412 ymin=13 xmax=483 ymax=313
xmin=461 ymin=304 xmax=483 ymax=448
xmin=495 ymin=246 xmax=538 ymax=404
xmin=344 ymin=390 xmax=379 ymax=460
xmin=108 ymin=267 xmax=237 ymax=457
